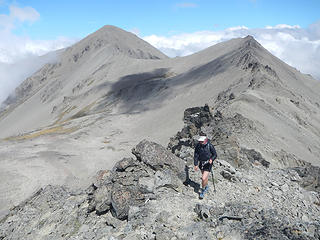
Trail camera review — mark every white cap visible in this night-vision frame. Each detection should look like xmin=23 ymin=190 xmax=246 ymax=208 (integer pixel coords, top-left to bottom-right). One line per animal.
xmin=198 ymin=136 xmax=207 ymax=142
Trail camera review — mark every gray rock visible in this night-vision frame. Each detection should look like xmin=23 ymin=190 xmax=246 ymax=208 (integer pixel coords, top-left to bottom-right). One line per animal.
xmin=94 ymin=185 xmax=112 ymax=215
xmin=183 ymin=105 xmax=213 ymax=128
xmin=291 ymin=164 xmax=320 ymax=193
xmin=194 ymin=204 xmax=212 ymax=221
xmin=221 ymin=170 xmax=237 ymax=182
xmin=110 ymin=186 xmax=132 ymax=220
xmin=91 ymin=169 xmax=113 ymax=188
xmin=217 ymin=159 xmax=236 ymax=174
xmin=112 ymin=157 xmax=138 ymax=172
xmin=241 ymin=148 xmax=270 ymax=168
xmin=153 ymin=226 xmax=176 ymax=240
xmin=281 ymin=183 xmax=289 ymax=192
xmin=154 ymin=169 xmax=182 ymax=191
xmin=78 ymin=224 xmax=90 ymax=233
xmin=127 ymin=206 xmax=141 ymax=221
xmin=178 ymin=145 xmax=193 ymax=160
xmin=138 ymin=177 xmax=155 ymax=193
xmin=132 ymin=140 xmax=186 ymax=182
xmin=104 ymin=212 xmax=125 ymax=229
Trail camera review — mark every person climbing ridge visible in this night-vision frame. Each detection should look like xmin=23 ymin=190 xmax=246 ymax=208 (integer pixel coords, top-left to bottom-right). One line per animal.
xmin=194 ymin=135 xmax=217 ymax=199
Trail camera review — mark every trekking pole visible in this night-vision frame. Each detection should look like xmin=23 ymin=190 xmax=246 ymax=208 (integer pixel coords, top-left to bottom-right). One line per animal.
xmin=211 ymin=169 xmax=216 ymax=192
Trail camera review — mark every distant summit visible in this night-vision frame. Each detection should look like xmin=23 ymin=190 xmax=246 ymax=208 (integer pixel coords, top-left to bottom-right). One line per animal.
xmin=62 ymin=25 xmax=168 ymax=62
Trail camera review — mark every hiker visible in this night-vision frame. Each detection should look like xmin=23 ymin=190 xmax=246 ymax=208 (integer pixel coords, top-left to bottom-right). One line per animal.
xmin=194 ymin=136 xmax=217 ymax=199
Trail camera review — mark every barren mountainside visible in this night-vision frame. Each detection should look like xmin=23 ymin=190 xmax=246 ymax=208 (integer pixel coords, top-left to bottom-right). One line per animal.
xmin=0 ymin=25 xmax=320 ymax=230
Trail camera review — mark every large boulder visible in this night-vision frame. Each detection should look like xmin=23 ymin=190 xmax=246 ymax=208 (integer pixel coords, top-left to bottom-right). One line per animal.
xmin=132 ymin=139 xmax=187 ymax=182
xmin=183 ymin=104 xmax=213 ymax=128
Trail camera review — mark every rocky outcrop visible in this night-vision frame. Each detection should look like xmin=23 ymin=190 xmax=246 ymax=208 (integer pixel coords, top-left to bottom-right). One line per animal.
xmin=183 ymin=104 xmax=213 ymax=128
xmin=291 ymin=164 xmax=320 ymax=193
xmin=1 ymin=138 xmax=319 ymax=239
xmin=241 ymin=148 xmax=270 ymax=168
xmin=168 ymin=105 xmax=269 ymax=169
xmin=86 ymin=141 xmax=187 ymax=221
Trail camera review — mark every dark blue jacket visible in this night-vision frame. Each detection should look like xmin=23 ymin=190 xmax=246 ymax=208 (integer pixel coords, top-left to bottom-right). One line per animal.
xmin=194 ymin=141 xmax=217 ymax=166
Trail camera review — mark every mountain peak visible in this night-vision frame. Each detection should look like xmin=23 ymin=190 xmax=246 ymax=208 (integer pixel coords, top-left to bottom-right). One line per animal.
xmin=228 ymin=35 xmax=268 ymax=70
xmin=100 ymin=24 xmax=120 ymax=29
xmin=95 ymin=25 xmax=131 ymax=36
xmin=242 ymin=35 xmax=263 ymax=50
xmin=62 ymin=25 xmax=167 ymax=62
xmin=244 ymin=35 xmax=255 ymax=40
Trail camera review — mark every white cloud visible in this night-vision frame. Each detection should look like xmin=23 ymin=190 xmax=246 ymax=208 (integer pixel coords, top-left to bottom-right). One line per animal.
xmin=226 ymin=26 xmax=249 ymax=31
xmin=0 ymin=12 xmax=14 ymax=31
xmin=143 ymin=22 xmax=320 ymax=80
xmin=0 ymin=5 xmax=76 ymax=105
xmin=0 ymin=4 xmax=40 ymax=33
xmin=0 ymin=5 xmax=75 ymax=63
xmin=0 ymin=32 xmax=75 ymax=63
xmin=265 ymin=24 xmax=301 ymax=29
xmin=9 ymin=5 xmax=40 ymax=22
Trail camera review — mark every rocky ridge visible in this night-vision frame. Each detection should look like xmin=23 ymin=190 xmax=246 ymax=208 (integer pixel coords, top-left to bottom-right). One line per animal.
xmin=1 ymin=106 xmax=319 ymax=240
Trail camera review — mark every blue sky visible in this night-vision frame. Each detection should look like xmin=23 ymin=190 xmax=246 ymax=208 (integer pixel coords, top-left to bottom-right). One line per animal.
xmin=0 ymin=0 xmax=320 ymax=104
xmin=2 ymin=0 xmax=320 ymax=39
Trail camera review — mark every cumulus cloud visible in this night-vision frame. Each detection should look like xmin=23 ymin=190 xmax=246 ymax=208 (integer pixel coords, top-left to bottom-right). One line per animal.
xmin=0 ymin=5 xmax=76 ymax=105
xmin=265 ymin=24 xmax=301 ymax=29
xmin=9 ymin=5 xmax=40 ymax=22
xmin=143 ymin=22 xmax=320 ymax=80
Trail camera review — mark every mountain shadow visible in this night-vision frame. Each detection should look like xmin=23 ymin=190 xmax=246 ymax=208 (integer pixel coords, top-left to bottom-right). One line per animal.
xmin=105 ymin=68 xmax=172 ymax=113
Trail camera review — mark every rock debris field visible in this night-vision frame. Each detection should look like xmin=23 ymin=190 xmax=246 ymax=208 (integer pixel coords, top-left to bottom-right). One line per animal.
xmin=1 ymin=106 xmax=319 ymax=240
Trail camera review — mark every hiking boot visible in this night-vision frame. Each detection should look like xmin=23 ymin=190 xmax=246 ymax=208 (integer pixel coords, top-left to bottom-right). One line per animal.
xmin=199 ymin=188 xmax=206 ymax=199
xmin=203 ymin=185 xmax=209 ymax=193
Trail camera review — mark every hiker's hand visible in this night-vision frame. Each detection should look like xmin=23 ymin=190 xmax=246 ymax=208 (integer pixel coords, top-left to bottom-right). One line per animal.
xmin=209 ymin=159 xmax=213 ymax=164
xmin=194 ymin=165 xmax=198 ymax=171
